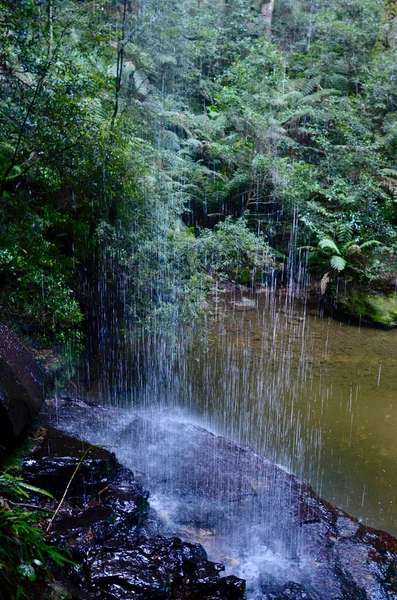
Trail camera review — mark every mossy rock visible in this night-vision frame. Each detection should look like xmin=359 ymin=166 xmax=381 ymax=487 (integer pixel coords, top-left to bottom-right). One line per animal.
xmin=338 ymin=291 xmax=397 ymax=327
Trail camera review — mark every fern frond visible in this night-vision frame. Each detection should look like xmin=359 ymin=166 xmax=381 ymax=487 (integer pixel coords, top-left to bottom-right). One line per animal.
xmin=224 ymin=169 xmax=251 ymax=195
xmin=194 ymin=163 xmax=224 ymax=179
xmin=185 ymin=138 xmax=203 ymax=151
xmin=295 ymin=75 xmax=321 ymax=96
xmin=81 ymin=97 xmax=108 ymax=124
xmin=281 ymin=107 xmax=318 ymax=125
xmin=282 ymin=91 xmax=304 ymax=105
xmin=359 ymin=240 xmax=381 ymax=249
xmin=318 ymin=237 xmax=340 ymax=254
xmin=330 ymin=255 xmax=346 ymax=271
xmin=378 ymin=168 xmax=397 ymax=178
xmin=378 ymin=168 xmax=397 ymax=193
xmin=297 ymin=89 xmax=340 ymax=105
xmin=336 ymin=223 xmax=353 ymax=244
xmin=271 ymin=133 xmax=299 ymax=148
xmin=325 ymin=74 xmax=348 ymax=91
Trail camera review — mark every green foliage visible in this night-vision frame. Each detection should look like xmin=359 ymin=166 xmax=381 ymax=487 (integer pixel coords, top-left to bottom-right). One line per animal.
xmin=318 ymin=238 xmax=341 ymax=255
xmin=0 ymin=0 xmax=397 ymax=348
xmin=0 ymin=0 xmax=115 ymax=344
xmin=329 ymin=255 xmax=347 ymax=272
xmin=0 ymin=473 xmax=71 ymax=600
xmin=197 ymin=215 xmax=274 ymax=283
xmin=0 ymin=474 xmax=53 ymax=501
xmin=308 ymin=226 xmax=383 ymax=280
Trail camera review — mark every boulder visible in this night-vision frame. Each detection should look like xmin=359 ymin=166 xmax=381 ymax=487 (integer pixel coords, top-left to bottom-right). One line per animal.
xmin=327 ymin=290 xmax=397 ymax=327
xmin=0 ymin=324 xmax=45 ymax=449
xmin=23 ymin=426 xmax=122 ymax=498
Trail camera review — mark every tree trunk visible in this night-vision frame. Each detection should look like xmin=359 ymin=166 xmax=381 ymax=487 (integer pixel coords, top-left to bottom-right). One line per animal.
xmin=48 ymin=0 xmax=54 ymax=60
xmin=383 ymin=0 xmax=397 ymax=46
xmin=260 ymin=0 xmax=275 ymax=35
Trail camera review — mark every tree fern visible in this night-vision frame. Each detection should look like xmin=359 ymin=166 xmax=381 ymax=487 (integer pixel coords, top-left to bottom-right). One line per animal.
xmin=294 ymin=75 xmax=322 ymax=96
xmin=379 ymin=168 xmax=397 ymax=178
xmin=281 ymin=91 xmax=304 ymax=105
xmin=296 ymin=88 xmax=340 ymax=106
xmin=325 ymin=73 xmax=348 ymax=91
xmin=223 ymin=169 xmax=252 ymax=196
xmin=378 ymin=168 xmax=397 ymax=194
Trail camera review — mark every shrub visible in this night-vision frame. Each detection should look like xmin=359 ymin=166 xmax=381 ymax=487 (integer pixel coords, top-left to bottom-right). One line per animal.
xmin=197 ymin=215 xmax=274 ymax=284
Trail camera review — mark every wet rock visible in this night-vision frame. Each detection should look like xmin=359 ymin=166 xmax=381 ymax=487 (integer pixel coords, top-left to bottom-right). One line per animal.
xmin=188 ymin=563 xmax=245 ymax=599
xmin=99 ymin=482 xmax=149 ymax=526
xmin=336 ymin=529 xmax=397 ymax=599
xmin=181 ymin=539 xmax=208 ymax=565
xmin=232 ymin=298 xmax=257 ymax=311
xmin=23 ymin=426 xmax=246 ymax=600
xmin=259 ymin=577 xmax=315 ymax=600
xmin=0 ymin=323 xmax=45 ymax=449
xmin=336 ymin=290 xmax=397 ymax=328
xmin=85 ymin=534 xmax=245 ymax=600
xmin=54 ymin=506 xmax=113 ymax=532
xmin=90 ymin=550 xmax=170 ymax=599
xmin=221 ymin=575 xmax=247 ymax=599
xmin=274 ymin=582 xmax=315 ymax=599
xmin=41 ymin=401 xmax=397 ymax=600
xmin=335 ymin=516 xmax=360 ymax=539
xmin=296 ymin=485 xmax=397 ymax=599
xmin=23 ymin=426 xmax=118 ymax=497
xmin=277 ymin=582 xmax=313 ymax=600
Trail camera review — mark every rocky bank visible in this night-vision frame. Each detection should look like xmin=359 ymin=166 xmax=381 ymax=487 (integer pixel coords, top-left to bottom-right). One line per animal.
xmin=22 ymin=425 xmax=246 ymax=600
xmin=38 ymin=397 xmax=397 ymax=600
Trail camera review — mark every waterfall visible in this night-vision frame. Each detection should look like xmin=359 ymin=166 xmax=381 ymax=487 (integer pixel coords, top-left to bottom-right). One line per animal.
xmin=49 ymin=2 xmax=397 ymax=597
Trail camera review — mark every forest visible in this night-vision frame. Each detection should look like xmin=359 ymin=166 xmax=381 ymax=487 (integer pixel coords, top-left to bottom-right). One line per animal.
xmin=0 ymin=0 xmax=396 ymax=348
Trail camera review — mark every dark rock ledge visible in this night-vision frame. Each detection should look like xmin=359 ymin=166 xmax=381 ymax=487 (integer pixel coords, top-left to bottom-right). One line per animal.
xmin=22 ymin=416 xmax=397 ymax=600
xmin=37 ymin=398 xmax=397 ymax=600
xmin=23 ymin=426 xmax=246 ymax=600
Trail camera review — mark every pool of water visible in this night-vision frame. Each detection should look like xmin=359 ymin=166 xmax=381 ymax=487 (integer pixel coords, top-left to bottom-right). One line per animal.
xmin=90 ymin=285 xmax=397 ymax=538
xmin=179 ymin=288 xmax=397 ymax=537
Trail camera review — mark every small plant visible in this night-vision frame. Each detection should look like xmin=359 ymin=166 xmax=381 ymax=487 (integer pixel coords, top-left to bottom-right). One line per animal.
xmin=0 ymin=473 xmax=72 ymax=600
xmin=316 ymin=235 xmax=381 ymax=274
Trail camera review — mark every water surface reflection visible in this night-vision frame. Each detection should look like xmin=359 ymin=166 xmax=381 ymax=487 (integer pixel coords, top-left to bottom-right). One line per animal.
xmin=181 ymin=289 xmax=397 ymax=536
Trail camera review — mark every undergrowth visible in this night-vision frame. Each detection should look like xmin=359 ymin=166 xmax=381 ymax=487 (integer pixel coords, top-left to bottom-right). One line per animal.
xmin=0 ymin=473 xmax=72 ymax=600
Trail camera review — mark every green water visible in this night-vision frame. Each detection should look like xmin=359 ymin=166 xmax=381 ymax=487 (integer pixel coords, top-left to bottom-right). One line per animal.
xmin=184 ymin=290 xmax=397 ymax=537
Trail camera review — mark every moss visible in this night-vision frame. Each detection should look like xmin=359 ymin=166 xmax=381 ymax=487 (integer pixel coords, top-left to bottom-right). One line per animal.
xmin=338 ymin=291 xmax=397 ymax=327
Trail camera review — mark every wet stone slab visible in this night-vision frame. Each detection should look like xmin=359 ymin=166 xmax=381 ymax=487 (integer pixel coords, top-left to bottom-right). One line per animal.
xmin=23 ymin=425 xmax=246 ymax=600
xmin=23 ymin=426 xmax=119 ymax=497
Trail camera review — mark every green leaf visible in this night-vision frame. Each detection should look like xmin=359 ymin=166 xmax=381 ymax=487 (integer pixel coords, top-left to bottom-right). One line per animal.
xmin=318 ymin=238 xmax=341 ymax=254
xmin=336 ymin=223 xmax=353 ymax=244
xmin=0 ymin=474 xmax=54 ymax=499
xmin=16 ymin=585 xmax=24 ymax=600
xmin=17 ymin=481 xmax=54 ymax=498
xmin=330 ymin=255 xmax=347 ymax=271
xmin=359 ymin=240 xmax=381 ymax=250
